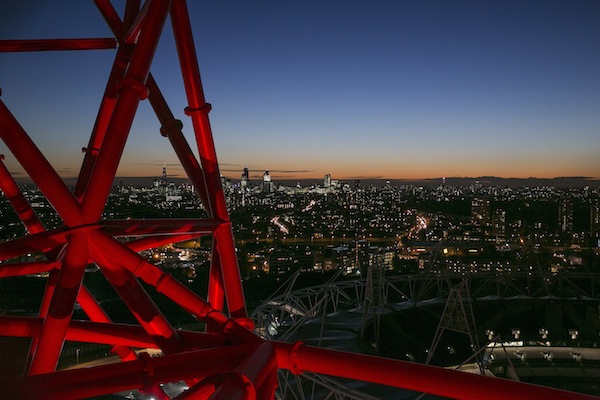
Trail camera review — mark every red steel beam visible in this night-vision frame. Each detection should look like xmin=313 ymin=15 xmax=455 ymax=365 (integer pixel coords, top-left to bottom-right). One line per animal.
xmin=77 ymin=285 xmax=137 ymax=361
xmin=207 ymin=247 xmax=226 ymax=313
xmin=93 ymin=264 xmax=186 ymax=354
xmin=74 ymin=43 xmax=133 ymax=199
xmin=27 ymin=269 xmax=59 ymax=372
xmin=171 ymin=0 xmax=246 ymax=320
xmin=89 ymin=238 xmax=187 ymax=354
xmin=0 ymin=99 xmax=84 ymax=227
xmin=94 ymin=0 xmax=232 ymax=323
xmin=122 ymin=0 xmax=152 ymax=44
xmin=94 ymin=0 xmax=128 ymax=38
xmin=0 ymin=38 xmax=116 ymax=52
xmin=274 ymin=342 xmax=599 ymax=400
xmin=213 ymin=223 xmax=245 ymax=316
xmin=169 ymin=0 xmax=227 ymax=223
xmin=81 ymin=0 xmax=172 ymax=224
xmin=95 ymin=0 xmax=213 ymax=212
xmin=124 ymin=233 xmax=201 ymax=253
xmin=0 ymin=155 xmax=45 ymax=234
xmin=0 ymin=227 xmax=69 ymax=262
xmin=0 ymin=315 xmax=224 ymax=350
xmin=3 ymin=343 xmax=260 ymax=400
xmin=100 ymin=218 xmax=221 ymax=236
xmin=76 ymin=1 xmax=141 ymax=199
xmin=148 ymin=74 xmax=212 ymax=211
xmin=89 ymin=229 xmax=260 ymax=344
xmin=0 ymin=316 xmax=154 ymax=348
xmin=29 ymin=233 xmax=89 ymax=375
xmin=0 ymin=260 xmax=57 ymax=278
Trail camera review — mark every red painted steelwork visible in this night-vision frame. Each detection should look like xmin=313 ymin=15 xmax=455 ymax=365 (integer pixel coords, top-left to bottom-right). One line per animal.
xmin=0 ymin=38 xmax=116 ymax=52
xmin=0 ymin=260 xmax=57 ymax=278
xmin=29 ymin=233 xmax=89 ymax=375
xmin=81 ymin=0 xmax=171 ymax=224
xmin=0 ymin=1 xmax=597 ymax=399
xmin=0 ymin=156 xmax=45 ymax=234
xmin=0 ymin=100 xmax=84 ymax=228
xmin=273 ymin=342 xmax=600 ymax=400
xmin=100 ymin=218 xmax=221 ymax=236
xmin=2 ymin=343 xmax=261 ymax=400
xmin=0 ymin=227 xmax=69 ymax=261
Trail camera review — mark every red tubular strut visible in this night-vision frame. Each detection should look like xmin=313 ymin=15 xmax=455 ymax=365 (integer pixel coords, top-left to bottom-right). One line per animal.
xmin=170 ymin=0 xmax=247 ymax=319
xmin=0 ymin=156 xmax=45 ymax=234
xmin=0 ymin=38 xmax=116 ymax=52
xmin=274 ymin=342 xmax=599 ymax=400
xmin=81 ymin=0 xmax=172 ymax=224
xmin=29 ymin=233 xmax=89 ymax=375
xmin=0 ymin=100 xmax=84 ymax=227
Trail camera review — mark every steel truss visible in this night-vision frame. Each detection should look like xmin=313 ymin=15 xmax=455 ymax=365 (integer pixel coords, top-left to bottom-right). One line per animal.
xmin=0 ymin=1 xmax=597 ymax=399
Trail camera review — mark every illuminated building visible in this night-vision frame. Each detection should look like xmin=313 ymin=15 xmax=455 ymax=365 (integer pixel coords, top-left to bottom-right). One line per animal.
xmin=471 ymin=196 xmax=491 ymax=227
xmin=559 ymin=197 xmax=574 ymax=233
xmin=262 ymin=170 xmax=273 ymax=193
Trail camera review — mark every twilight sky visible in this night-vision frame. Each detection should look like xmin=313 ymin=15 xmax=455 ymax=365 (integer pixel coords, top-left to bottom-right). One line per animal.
xmin=0 ymin=1 xmax=599 ymax=182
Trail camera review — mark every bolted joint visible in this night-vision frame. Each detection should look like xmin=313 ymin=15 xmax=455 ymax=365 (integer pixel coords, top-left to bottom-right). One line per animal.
xmin=159 ymin=119 xmax=184 ymax=138
xmin=184 ymin=103 xmax=212 ymax=116
xmin=82 ymin=146 xmax=100 ymax=154
xmin=116 ymin=77 xmax=149 ymax=100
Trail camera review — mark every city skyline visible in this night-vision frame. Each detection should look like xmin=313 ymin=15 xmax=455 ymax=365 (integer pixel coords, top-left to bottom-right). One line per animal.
xmin=1 ymin=1 xmax=599 ymax=182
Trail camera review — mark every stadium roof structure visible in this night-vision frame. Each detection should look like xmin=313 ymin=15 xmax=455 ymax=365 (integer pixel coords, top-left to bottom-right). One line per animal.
xmin=0 ymin=1 xmax=597 ymax=399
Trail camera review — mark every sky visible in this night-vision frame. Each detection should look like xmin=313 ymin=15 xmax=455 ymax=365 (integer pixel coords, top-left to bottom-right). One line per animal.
xmin=0 ymin=1 xmax=599 ymax=183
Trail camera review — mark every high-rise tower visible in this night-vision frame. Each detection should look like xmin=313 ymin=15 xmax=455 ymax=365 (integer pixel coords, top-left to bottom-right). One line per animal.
xmin=241 ymin=166 xmax=249 ymax=188
xmin=262 ymin=170 xmax=273 ymax=193
xmin=559 ymin=197 xmax=574 ymax=233
xmin=471 ymin=197 xmax=491 ymax=227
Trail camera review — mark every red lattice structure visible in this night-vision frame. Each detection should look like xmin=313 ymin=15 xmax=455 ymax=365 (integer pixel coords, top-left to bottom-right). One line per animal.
xmin=0 ymin=1 xmax=596 ymax=399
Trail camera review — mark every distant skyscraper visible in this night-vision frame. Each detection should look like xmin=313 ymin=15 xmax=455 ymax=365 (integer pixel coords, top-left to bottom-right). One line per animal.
xmin=471 ymin=197 xmax=491 ymax=227
xmin=262 ymin=170 xmax=273 ymax=193
xmin=493 ymin=208 xmax=506 ymax=238
xmin=590 ymin=199 xmax=600 ymax=246
xmin=559 ymin=197 xmax=574 ymax=233
xmin=324 ymin=174 xmax=331 ymax=188
xmin=241 ymin=167 xmax=249 ymax=188
xmin=159 ymin=164 xmax=168 ymax=194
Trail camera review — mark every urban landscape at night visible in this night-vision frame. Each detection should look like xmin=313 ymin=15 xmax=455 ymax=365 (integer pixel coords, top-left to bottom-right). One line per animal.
xmin=4 ymin=170 xmax=600 ymax=280
xmin=2 ymin=170 xmax=600 ymax=397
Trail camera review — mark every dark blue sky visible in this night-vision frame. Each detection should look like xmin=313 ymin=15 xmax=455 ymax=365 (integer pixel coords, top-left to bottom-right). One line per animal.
xmin=1 ymin=1 xmax=599 ymax=181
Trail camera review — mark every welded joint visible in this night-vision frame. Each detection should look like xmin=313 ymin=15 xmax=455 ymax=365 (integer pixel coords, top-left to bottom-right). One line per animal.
xmin=288 ymin=341 xmax=305 ymax=375
xmin=184 ymin=103 xmax=212 ymax=116
xmin=205 ymin=309 xmax=230 ymax=331
xmin=215 ymin=371 xmax=256 ymax=400
xmin=116 ymin=77 xmax=149 ymax=100
xmin=159 ymin=119 xmax=184 ymax=138
xmin=133 ymin=259 xmax=162 ymax=286
xmin=204 ymin=310 xmax=251 ymax=338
